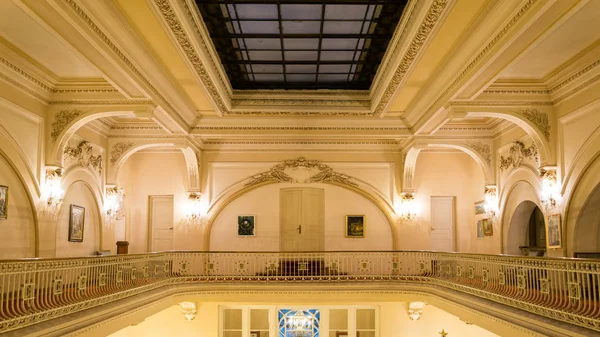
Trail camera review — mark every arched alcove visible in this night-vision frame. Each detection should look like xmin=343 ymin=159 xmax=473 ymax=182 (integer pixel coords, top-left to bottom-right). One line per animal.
xmin=573 ymin=183 xmax=600 ymax=253
xmin=209 ymin=183 xmax=393 ymax=251
xmin=507 ymin=201 xmax=545 ymax=256
xmin=56 ymin=181 xmax=102 ymax=257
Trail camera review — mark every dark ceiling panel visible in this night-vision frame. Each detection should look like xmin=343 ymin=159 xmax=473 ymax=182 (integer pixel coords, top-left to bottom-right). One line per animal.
xmin=195 ymin=0 xmax=407 ymax=90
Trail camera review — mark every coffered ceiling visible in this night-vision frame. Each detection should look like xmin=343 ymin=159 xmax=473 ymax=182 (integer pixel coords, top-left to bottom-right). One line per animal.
xmin=1 ymin=0 xmax=599 ymax=152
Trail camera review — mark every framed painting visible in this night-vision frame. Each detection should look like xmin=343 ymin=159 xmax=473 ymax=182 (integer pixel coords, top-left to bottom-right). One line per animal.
xmin=69 ymin=205 xmax=85 ymax=242
xmin=250 ymin=332 xmax=259 ymax=337
xmin=238 ymin=215 xmax=255 ymax=236
xmin=477 ymin=219 xmax=484 ymax=238
xmin=346 ymin=215 xmax=365 ymax=238
xmin=483 ymin=218 xmax=493 ymax=236
xmin=0 ymin=185 xmax=7 ymax=220
xmin=546 ymin=214 xmax=562 ymax=249
xmin=475 ymin=200 xmax=485 ymax=215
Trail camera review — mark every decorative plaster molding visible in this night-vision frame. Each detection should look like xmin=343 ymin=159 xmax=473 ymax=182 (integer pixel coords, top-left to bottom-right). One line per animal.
xmin=550 ymin=58 xmax=600 ymax=93
xmin=0 ymin=70 xmax=47 ymax=102
xmin=64 ymin=141 xmax=103 ymax=174
xmin=49 ymin=100 xmax=154 ymax=106
xmin=51 ymin=110 xmax=84 ymax=142
xmin=228 ymin=110 xmax=372 ymax=117
xmin=514 ymin=108 xmax=550 ymax=142
xmin=0 ymin=56 xmax=53 ymax=91
xmin=193 ymin=126 xmax=408 ymax=131
xmin=499 ymin=141 xmax=538 ymax=171
xmin=204 ymin=141 xmax=399 ymax=146
xmin=234 ymin=90 xmax=368 ymax=97
xmin=374 ymin=0 xmax=449 ymax=116
xmin=482 ymin=88 xmax=550 ymax=95
xmin=232 ymin=99 xmax=370 ymax=107
xmin=245 ymin=157 xmax=358 ymax=188
xmin=153 ymin=0 xmax=229 ymax=115
xmin=552 ymin=73 xmax=600 ymax=104
xmin=110 ymin=142 xmax=134 ymax=165
xmin=448 ymin=100 xmax=553 ymax=107
xmin=466 ymin=142 xmax=492 ymax=165
xmin=425 ymin=0 xmax=540 ymax=117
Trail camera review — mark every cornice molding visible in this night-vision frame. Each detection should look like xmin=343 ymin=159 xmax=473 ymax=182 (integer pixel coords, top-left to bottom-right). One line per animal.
xmin=374 ymin=0 xmax=451 ymax=116
xmin=193 ymin=126 xmax=408 ymax=131
xmin=448 ymin=100 xmax=553 ymax=107
xmin=49 ymin=99 xmax=154 ymax=106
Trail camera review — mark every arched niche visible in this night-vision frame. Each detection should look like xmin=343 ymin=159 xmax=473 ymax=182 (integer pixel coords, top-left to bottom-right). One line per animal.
xmin=57 ymin=168 xmax=105 ymax=256
xmin=209 ymin=183 xmax=394 ymax=251
xmin=0 ymin=123 xmax=39 ymax=257
xmin=500 ymin=169 xmax=543 ymax=255
xmin=203 ymin=158 xmax=397 ymax=250
xmin=572 ymin=183 xmax=600 ymax=254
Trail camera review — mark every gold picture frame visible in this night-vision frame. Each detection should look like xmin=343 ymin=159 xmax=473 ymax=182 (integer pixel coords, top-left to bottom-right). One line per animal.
xmin=0 ymin=185 xmax=8 ymax=220
xmin=345 ymin=215 xmax=365 ymax=238
xmin=482 ymin=218 xmax=493 ymax=236
xmin=545 ymin=214 xmax=562 ymax=249
xmin=69 ymin=205 xmax=85 ymax=242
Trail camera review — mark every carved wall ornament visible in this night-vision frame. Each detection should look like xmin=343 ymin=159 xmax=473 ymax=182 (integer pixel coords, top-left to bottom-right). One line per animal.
xmin=51 ymin=110 xmax=84 ymax=142
xmin=499 ymin=141 xmax=538 ymax=172
xmin=515 ymin=109 xmax=550 ymax=141
xmin=245 ymin=157 xmax=358 ymax=188
xmin=466 ymin=142 xmax=492 ymax=165
xmin=64 ymin=141 xmax=103 ymax=174
xmin=110 ymin=142 xmax=135 ymax=165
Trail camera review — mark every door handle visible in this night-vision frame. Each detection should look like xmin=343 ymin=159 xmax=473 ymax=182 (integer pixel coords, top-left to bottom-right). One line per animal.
xmin=430 ymin=227 xmax=435 ymax=231
xmin=169 ymin=227 xmax=174 ymax=230
xmin=296 ymin=224 xmax=302 ymax=234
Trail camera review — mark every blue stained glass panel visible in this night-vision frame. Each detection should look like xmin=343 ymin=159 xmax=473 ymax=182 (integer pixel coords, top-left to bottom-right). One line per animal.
xmin=278 ymin=309 xmax=320 ymax=337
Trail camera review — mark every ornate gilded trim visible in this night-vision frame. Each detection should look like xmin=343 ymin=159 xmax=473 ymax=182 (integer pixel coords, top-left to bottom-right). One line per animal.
xmin=51 ymin=110 xmax=84 ymax=142
xmin=374 ymin=0 xmax=449 ymax=116
xmin=64 ymin=141 xmax=103 ymax=174
xmin=245 ymin=157 xmax=358 ymax=187
xmin=110 ymin=142 xmax=135 ymax=165
xmin=49 ymin=100 xmax=153 ymax=105
xmin=232 ymin=99 xmax=370 ymax=107
xmin=499 ymin=141 xmax=538 ymax=171
xmin=466 ymin=142 xmax=492 ymax=165
xmin=514 ymin=108 xmax=550 ymax=141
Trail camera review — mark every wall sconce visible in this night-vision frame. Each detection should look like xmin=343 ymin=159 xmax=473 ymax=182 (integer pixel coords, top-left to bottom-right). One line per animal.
xmin=179 ymin=301 xmax=197 ymax=321
xmin=408 ymin=301 xmax=426 ymax=321
xmin=483 ymin=186 xmax=498 ymax=221
xmin=540 ymin=168 xmax=561 ymax=215
xmin=396 ymin=192 xmax=418 ymax=223
xmin=184 ymin=193 xmax=204 ymax=225
xmin=105 ymin=186 xmax=124 ymax=224
xmin=40 ymin=167 xmax=64 ymax=218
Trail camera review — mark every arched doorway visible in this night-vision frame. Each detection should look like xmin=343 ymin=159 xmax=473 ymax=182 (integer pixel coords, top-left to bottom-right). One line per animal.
xmin=573 ymin=183 xmax=600 ymax=254
xmin=506 ymin=201 xmax=545 ymax=256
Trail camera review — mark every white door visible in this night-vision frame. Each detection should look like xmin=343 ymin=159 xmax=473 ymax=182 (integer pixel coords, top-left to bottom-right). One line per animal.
xmin=430 ymin=196 xmax=455 ymax=252
xmin=280 ymin=188 xmax=324 ymax=251
xmin=148 ymin=195 xmax=174 ymax=252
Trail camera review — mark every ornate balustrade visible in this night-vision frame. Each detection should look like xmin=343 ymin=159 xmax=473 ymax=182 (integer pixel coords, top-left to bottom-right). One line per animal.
xmin=1 ymin=251 xmax=599 ymax=334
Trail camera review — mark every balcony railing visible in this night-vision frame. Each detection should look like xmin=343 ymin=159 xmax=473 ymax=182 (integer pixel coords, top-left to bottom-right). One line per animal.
xmin=1 ymin=251 xmax=599 ymax=334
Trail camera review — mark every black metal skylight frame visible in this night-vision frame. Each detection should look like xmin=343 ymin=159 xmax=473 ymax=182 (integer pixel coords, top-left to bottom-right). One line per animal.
xmin=195 ymin=0 xmax=407 ymax=90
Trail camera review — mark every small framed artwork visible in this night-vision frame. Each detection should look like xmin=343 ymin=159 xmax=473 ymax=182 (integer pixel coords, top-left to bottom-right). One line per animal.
xmin=476 ymin=219 xmax=484 ymax=238
xmin=250 ymin=332 xmax=260 ymax=337
xmin=475 ymin=200 xmax=485 ymax=215
xmin=346 ymin=215 xmax=365 ymax=238
xmin=482 ymin=218 xmax=493 ymax=236
xmin=69 ymin=205 xmax=85 ymax=242
xmin=238 ymin=215 xmax=255 ymax=236
xmin=546 ymin=214 xmax=562 ymax=249
xmin=0 ymin=185 xmax=7 ymax=220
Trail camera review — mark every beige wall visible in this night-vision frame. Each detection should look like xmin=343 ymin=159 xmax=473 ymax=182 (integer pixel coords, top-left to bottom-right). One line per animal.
xmin=210 ymin=183 xmax=393 ymax=251
xmin=0 ymin=153 xmax=36 ymax=258
xmin=55 ymin=180 xmax=101 ymax=257
xmin=410 ymin=152 xmax=487 ymax=253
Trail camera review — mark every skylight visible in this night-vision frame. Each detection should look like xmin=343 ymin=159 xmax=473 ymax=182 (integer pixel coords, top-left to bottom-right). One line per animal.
xmin=196 ymin=0 xmax=407 ymax=90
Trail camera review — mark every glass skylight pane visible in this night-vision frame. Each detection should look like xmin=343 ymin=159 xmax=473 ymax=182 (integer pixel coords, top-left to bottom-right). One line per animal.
xmin=319 ymin=64 xmax=351 ymax=73
xmin=248 ymin=50 xmax=282 ymax=61
xmin=254 ymin=74 xmax=284 ymax=82
xmin=239 ymin=21 xmax=280 ymax=34
xmin=283 ymin=38 xmax=319 ymax=50
xmin=252 ymin=64 xmax=283 ymax=73
xmin=350 ymin=64 xmax=357 ymax=73
xmin=324 ymin=5 xmax=367 ymax=20
xmin=281 ymin=5 xmax=322 ymax=20
xmin=234 ymin=4 xmax=278 ymax=19
xmin=323 ymin=21 xmax=362 ymax=34
xmin=237 ymin=38 xmax=246 ymax=49
xmin=245 ymin=38 xmax=281 ymax=50
xmin=233 ymin=21 xmax=241 ymax=34
xmin=282 ymin=21 xmax=320 ymax=34
xmin=318 ymin=74 xmax=348 ymax=82
xmin=285 ymin=51 xmax=318 ymax=61
xmin=365 ymin=5 xmax=375 ymax=20
xmin=357 ymin=39 xmax=365 ymax=50
xmin=287 ymin=74 xmax=316 ymax=82
xmin=226 ymin=4 xmax=236 ymax=19
xmin=321 ymin=38 xmax=358 ymax=50
xmin=320 ymin=51 xmax=354 ymax=61
xmin=286 ymin=64 xmax=317 ymax=73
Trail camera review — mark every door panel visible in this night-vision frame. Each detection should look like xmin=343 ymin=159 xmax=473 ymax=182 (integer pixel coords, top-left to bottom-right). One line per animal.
xmin=148 ymin=195 xmax=174 ymax=252
xmin=430 ymin=196 xmax=455 ymax=252
xmin=280 ymin=188 xmax=324 ymax=251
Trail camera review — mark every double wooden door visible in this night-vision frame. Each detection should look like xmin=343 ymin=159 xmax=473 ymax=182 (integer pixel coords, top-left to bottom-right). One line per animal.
xmin=280 ymin=187 xmax=325 ymax=251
